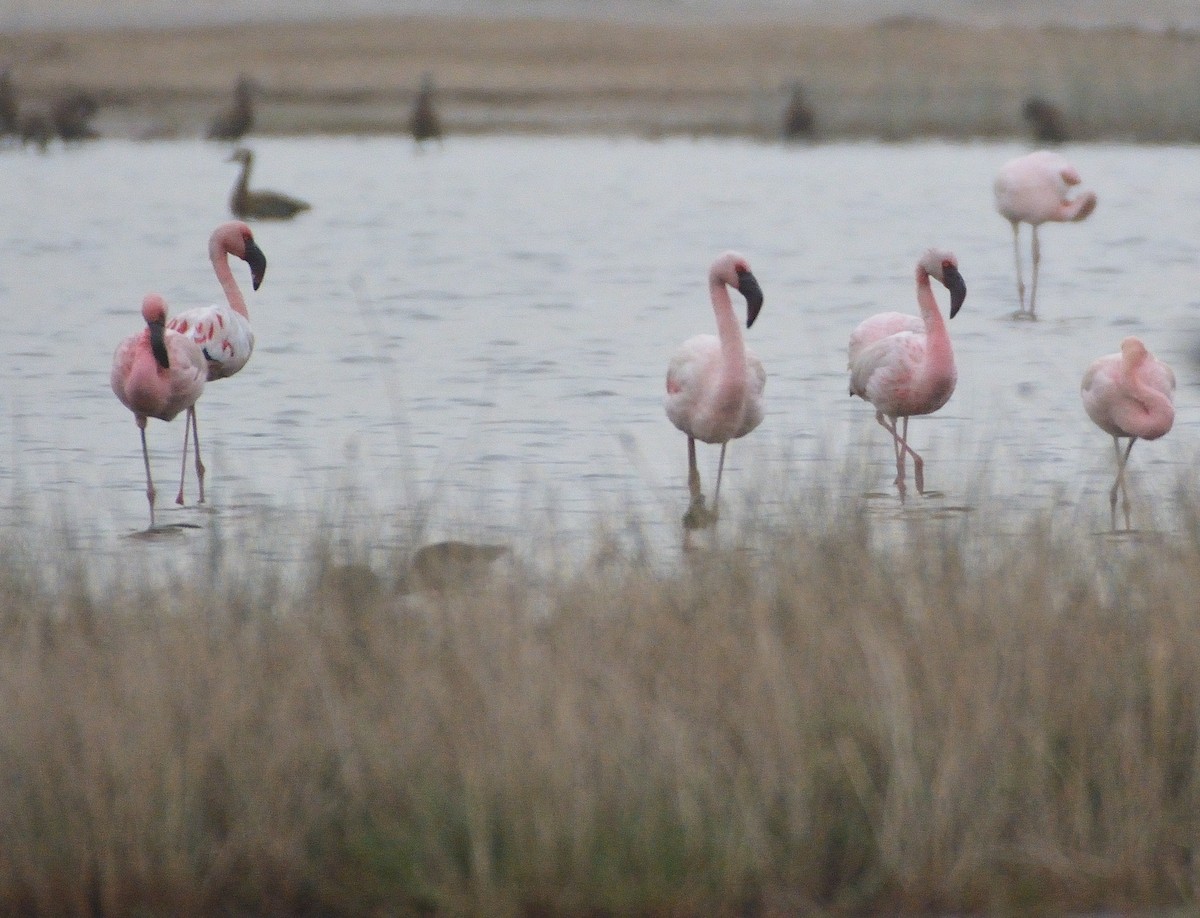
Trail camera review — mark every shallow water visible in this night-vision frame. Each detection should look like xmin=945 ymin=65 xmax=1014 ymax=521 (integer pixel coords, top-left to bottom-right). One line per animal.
xmin=2 ymin=135 xmax=1198 ymax=563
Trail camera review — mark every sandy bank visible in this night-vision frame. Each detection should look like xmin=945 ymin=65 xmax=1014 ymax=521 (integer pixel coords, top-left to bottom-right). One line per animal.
xmin=3 ymin=16 xmax=1200 ymax=140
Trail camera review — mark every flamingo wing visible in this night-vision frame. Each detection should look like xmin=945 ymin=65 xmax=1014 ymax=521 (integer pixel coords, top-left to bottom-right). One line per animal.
xmin=849 ymin=332 xmax=927 ymax=415
xmin=665 ymin=334 xmax=719 ymax=432
xmin=168 ymin=303 xmax=255 ymax=381
xmin=848 ymin=312 xmax=923 ymax=367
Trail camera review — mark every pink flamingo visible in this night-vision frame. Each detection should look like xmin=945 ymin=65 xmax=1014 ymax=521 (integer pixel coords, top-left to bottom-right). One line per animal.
xmin=1081 ymin=337 xmax=1175 ymax=531
xmin=166 ymin=221 xmax=267 ymax=505
xmin=848 ymin=248 xmax=967 ymax=500
xmin=665 ymin=251 xmax=765 ymax=529
xmin=994 ymin=150 xmax=1097 ymax=319
xmin=111 ymin=294 xmax=208 ymax=528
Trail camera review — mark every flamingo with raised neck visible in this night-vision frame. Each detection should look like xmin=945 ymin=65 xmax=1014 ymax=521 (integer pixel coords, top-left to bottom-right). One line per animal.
xmin=848 ymin=248 xmax=967 ymax=500
xmin=665 ymin=251 xmax=766 ymax=530
xmin=166 ymin=222 xmax=267 ymax=505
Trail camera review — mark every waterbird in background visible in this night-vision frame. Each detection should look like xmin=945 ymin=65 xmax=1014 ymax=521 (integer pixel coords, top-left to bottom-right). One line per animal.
xmin=111 ymin=295 xmax=208 ymax=528
xmin=0 ymin=67 xmax=17 ymax=135
xmin=1081 ymin=337 xmax=1175 ymax=531
xmin=848 ymin=249 xmax=967 ymax=500
xmin=780 ymin=81 xmax=815 ymax=141
xmin=166 ymin=222 xmax=268 ymax=505
xmin=665 ymin=252 xmax=765 ymax=530
xmin=994 ymin=150 xmax=1097 ymax=319
xmin=50 ymin=89 xmax=100 ymax=141
xmin=409 ymin=72 xmax=442 ymax=143
xmin=1022 ymin=97 xmax=1069 ymax=144
xmin=228 ymin=148 xmax=311 ymax=220
xmin=207 ymin=74 xmax=256 ymax=141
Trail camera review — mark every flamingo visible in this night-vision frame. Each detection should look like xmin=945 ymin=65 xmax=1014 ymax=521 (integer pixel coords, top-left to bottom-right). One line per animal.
xmin=166 ymin=221 xmax=267 ymax=505
xmin=228 ymin=148 xmax=311 ymax=221
xmin=1081 ymin=337 xmax=1175 ymax=531
xmin=994 ymin=150 xmax=1097 ymax=319
xmin=111 ymin=295 xmax=208 ymax=528
xmin=665 ymin=251 xmax=765 ymax=529
xmin=848 ymin=248 xmax=967 ymax=500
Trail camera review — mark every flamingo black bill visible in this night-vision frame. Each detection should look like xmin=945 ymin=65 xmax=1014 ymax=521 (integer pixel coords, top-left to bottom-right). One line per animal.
xmin=737 ymin=268 xmax=764 ymax=327
xmin=244 ymin=238 xmax=267 ymax=290
xmin=148 ymin=320 xmax=170 ymax=369
xmin=944 ymin=264 xmax=967 ymax=318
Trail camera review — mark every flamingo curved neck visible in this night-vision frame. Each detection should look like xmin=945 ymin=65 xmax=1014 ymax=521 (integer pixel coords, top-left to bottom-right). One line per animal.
xmin=708 ymin=277 xmax=749 ymax=415
xmin=915 ymin=268 xmax=948 ymax=335
xmin=1122 ymin=353 xmax=1172 ymax=417
xmin=711 ymin=278 xmax=746 ymax=366
xmin=211 ymin=240 xmax=250 ymax=319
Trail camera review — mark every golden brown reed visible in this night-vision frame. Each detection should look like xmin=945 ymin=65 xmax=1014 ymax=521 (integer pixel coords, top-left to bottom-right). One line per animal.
xmin=4 ymin=17 xmax=1200 ymax=139
xmin=1 ymin=494 xmax=1200 ymax=916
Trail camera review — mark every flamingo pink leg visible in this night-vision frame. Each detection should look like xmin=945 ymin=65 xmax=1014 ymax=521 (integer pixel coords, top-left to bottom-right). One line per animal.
xmin=140 ymin=420 xmax=157 ymax=528
xmin=687 ymin=436 xmax=702 ymax=503
xmin=177 ymin=411 xmax=190 ymax=505
xmin=1010 ymin=221 xmax=1026 ymax=315
xmin=712 ymin=443 xmax=729 ymax=510
xmin=176 ymin=406 xmax=206 ymax=505
xmin=1028 ymin=225 xmax=1042 ymax=319
xmin=876 ymin=413 xmax=925 ymax=499
xmin=190 ymin=406 xmax=206 ymax=503
xmin=1111 ymin=436 xmax=1137 ymax=531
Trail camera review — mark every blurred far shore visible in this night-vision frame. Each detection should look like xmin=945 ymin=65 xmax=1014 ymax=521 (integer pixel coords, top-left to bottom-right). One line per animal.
xmin=5 ymin=10 xmax=1200 ymax=142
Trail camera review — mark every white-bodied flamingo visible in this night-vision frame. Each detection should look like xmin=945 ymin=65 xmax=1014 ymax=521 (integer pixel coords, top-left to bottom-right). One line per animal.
xmin=166 ymin=221 xmax=267 ymax=505
xmin=665 ymin=251 xmax=765 ymax=529
xmin=111 ymin=294 xmax=208 ymax=528
xmin=994 ymin=150 xmax=1097 ymax=319
xmin=848 ymin=248 xmax=967 ymax=500
xmin=1081 ymin=337 xmax=1175 ymax=531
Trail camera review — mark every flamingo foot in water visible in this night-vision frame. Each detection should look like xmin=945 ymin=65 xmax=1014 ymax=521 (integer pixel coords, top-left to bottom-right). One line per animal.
xmin=683 ymin=494 xmax=718 ymax=530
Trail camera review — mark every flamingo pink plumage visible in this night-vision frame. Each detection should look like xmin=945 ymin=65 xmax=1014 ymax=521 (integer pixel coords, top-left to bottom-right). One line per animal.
xmin=665 ymin=251 xmax=765 ymax=529
xmin=994 ymin=150 xmax=1097 ymax=319
xmin=111 ymin=294 xmax=208 ymax=528
xmin=1081 ymin=337 xmax=1175 ymax=531
xmin=848 ymin=248 xmax=967 ymax=500
xmin=166 ymin=221 xmax=267 ymax=505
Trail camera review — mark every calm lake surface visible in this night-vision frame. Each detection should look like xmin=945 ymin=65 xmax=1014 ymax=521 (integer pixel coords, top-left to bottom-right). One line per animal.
xmin=2 ymin=136 xmax=1199 ymax=565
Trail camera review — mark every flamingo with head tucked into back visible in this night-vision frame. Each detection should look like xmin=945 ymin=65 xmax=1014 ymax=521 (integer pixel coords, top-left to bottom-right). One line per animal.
xmin=111 ymin=294 xmax=208 ymax=528
xmin=1081 ymin=337 xmax=1175 ymax=531
xmin=166 ymin=221 xmax=267 ymax=505
xmin=994 ymin=150 xmax=1097 ymax=319
xmin=848 ymin=248 xmax=967 ymax=500
xmin=665 ymin=251 xmax=765 ymax=529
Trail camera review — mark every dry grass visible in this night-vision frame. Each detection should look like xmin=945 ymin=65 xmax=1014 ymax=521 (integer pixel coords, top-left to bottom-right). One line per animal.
xmin=4 ymin=17 xmax=1200 ymax=139
xmin=2 ymin=492 xmax=1200 ymax=916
